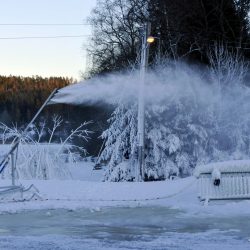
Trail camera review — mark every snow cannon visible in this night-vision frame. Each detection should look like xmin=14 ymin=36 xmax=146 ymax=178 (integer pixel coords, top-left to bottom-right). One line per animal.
xmin=0 ymin=89 xmax=58 ymax=202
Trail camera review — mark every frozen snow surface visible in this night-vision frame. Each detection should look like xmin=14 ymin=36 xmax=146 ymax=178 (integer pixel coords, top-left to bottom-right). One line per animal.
xmin=1 ymin=163 xmax=250 ymax=249
xmin=0 ymin=228 xmax=250 ymax=250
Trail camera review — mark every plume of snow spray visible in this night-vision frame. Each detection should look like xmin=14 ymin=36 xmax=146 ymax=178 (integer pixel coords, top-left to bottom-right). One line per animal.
xmin=50 ymin=61 xmax=250 ymax=135
xmin=50 ymin=61 xmax=250 ymax=142
xmin=50 ymin=63 xmax=216 ymax=107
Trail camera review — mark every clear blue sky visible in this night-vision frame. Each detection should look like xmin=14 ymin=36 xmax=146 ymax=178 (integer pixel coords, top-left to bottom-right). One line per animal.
xmin=0 ymin=0 xmax=96 ymax=80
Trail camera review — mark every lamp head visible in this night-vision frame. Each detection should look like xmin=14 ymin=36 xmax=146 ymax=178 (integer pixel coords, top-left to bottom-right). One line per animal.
xmin=147 ymin=36 xmax=155 ymax=44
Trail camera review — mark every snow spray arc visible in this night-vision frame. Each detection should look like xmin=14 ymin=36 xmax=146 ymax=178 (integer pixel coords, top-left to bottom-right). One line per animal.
xmin=50 ymin=61 xmax=250 ymax=181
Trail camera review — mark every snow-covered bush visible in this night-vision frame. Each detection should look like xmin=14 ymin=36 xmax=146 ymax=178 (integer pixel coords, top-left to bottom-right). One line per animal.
xmin=0 ymin=116 xmax=91 ymax=180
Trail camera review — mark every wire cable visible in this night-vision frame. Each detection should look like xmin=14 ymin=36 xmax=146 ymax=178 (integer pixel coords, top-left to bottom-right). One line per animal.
xmin=0 ymin=23 xmax=90 ymax=26
xmin=0 ymin=35 xmax=91 ymax=40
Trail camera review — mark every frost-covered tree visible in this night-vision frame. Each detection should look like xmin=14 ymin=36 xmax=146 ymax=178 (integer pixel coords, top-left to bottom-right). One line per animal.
xmin=0 ymin=117 xmax=91 ymax=180
xmin=100 ymin=103 xmax=138 ymax=181
xmin=100 ymin=98 xmax=216 ymax=181
xmin=144 ymin=86 xmax=217 ymax=180
xmin=207 ymin=43 xmax=247 ymax=90
xmin=207 ymin=43 xmax=250 ymax=160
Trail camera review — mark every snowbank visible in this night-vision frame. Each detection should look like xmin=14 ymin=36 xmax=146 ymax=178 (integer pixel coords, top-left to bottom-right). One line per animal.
xmin=0 ymin=177 xmax=194 ymax=211
xmin=1 ymin=161 xmax=250 ymax=217
xmin=0 ymin=175 xmax=250 ymax=219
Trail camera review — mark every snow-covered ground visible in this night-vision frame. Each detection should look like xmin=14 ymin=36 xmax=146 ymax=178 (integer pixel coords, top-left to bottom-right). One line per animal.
xmin=1 ymin=162 xmax=250 ymax=249
xmin=1 ymin=162 xmax=250 ymax=216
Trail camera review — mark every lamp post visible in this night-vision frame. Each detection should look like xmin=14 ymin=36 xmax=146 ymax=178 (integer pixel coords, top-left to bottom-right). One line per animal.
xmin=137 ymin=22 xmax=155 ymax=181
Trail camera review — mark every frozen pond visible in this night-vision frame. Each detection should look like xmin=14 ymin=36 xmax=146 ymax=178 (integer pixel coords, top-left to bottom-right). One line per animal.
xmin=0 ymin=206 xmax=250 ymax=249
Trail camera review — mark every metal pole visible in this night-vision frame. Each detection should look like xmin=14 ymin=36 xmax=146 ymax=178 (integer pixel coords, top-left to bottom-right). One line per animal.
xmin=137 ymin=22 xmax=151 ymax=181
xmin=23 ymin=88 xmax=58 ymax=135
xmin=11 ymin=152 xmax=15 ymax=186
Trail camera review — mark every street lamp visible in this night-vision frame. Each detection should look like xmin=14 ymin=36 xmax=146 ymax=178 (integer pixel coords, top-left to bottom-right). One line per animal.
xmin=146 ymin=36 xmax=155 ymax=44
xmin=137 ymin=23 xmax=155 ymax=182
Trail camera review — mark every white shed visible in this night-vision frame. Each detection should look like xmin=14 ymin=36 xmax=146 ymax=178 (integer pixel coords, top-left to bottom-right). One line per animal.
xmin=194 ymin=160 xmax=250 ymax=202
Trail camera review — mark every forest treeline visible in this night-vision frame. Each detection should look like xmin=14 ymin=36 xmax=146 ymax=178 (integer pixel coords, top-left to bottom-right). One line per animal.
xmin=0 ymin=75 xmax=75 ymax=123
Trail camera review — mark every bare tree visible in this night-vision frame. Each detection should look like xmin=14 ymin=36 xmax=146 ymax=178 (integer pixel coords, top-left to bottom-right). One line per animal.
xmin=207 ymin=42 xmax=248 ymax=90
xmin=87 ymin=0 xmax=148 ymax=76
xmin=48 ymin=115 xmax=63 ymax=143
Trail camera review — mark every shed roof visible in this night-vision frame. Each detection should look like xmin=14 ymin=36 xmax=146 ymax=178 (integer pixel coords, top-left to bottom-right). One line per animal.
xmin=194 ymin=160 xmax=250 ymax=177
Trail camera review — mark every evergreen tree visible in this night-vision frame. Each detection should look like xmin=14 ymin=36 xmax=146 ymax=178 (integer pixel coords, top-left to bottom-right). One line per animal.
xmin=100 ymin=103 xmax=138 ymax=181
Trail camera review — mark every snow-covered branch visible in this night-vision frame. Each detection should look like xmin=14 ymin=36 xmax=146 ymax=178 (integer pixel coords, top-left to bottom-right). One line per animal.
xmin=0 ymin=116 xmax=92 ymax=180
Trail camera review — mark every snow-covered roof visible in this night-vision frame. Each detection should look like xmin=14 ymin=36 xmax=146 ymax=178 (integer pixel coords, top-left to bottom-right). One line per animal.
xmin=194 ymin=160 xmax=250 ymax=177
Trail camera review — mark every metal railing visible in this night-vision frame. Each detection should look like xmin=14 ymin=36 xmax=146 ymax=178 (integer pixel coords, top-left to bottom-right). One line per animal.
xmin=198 ymin=172 xmax=250 ymax=201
